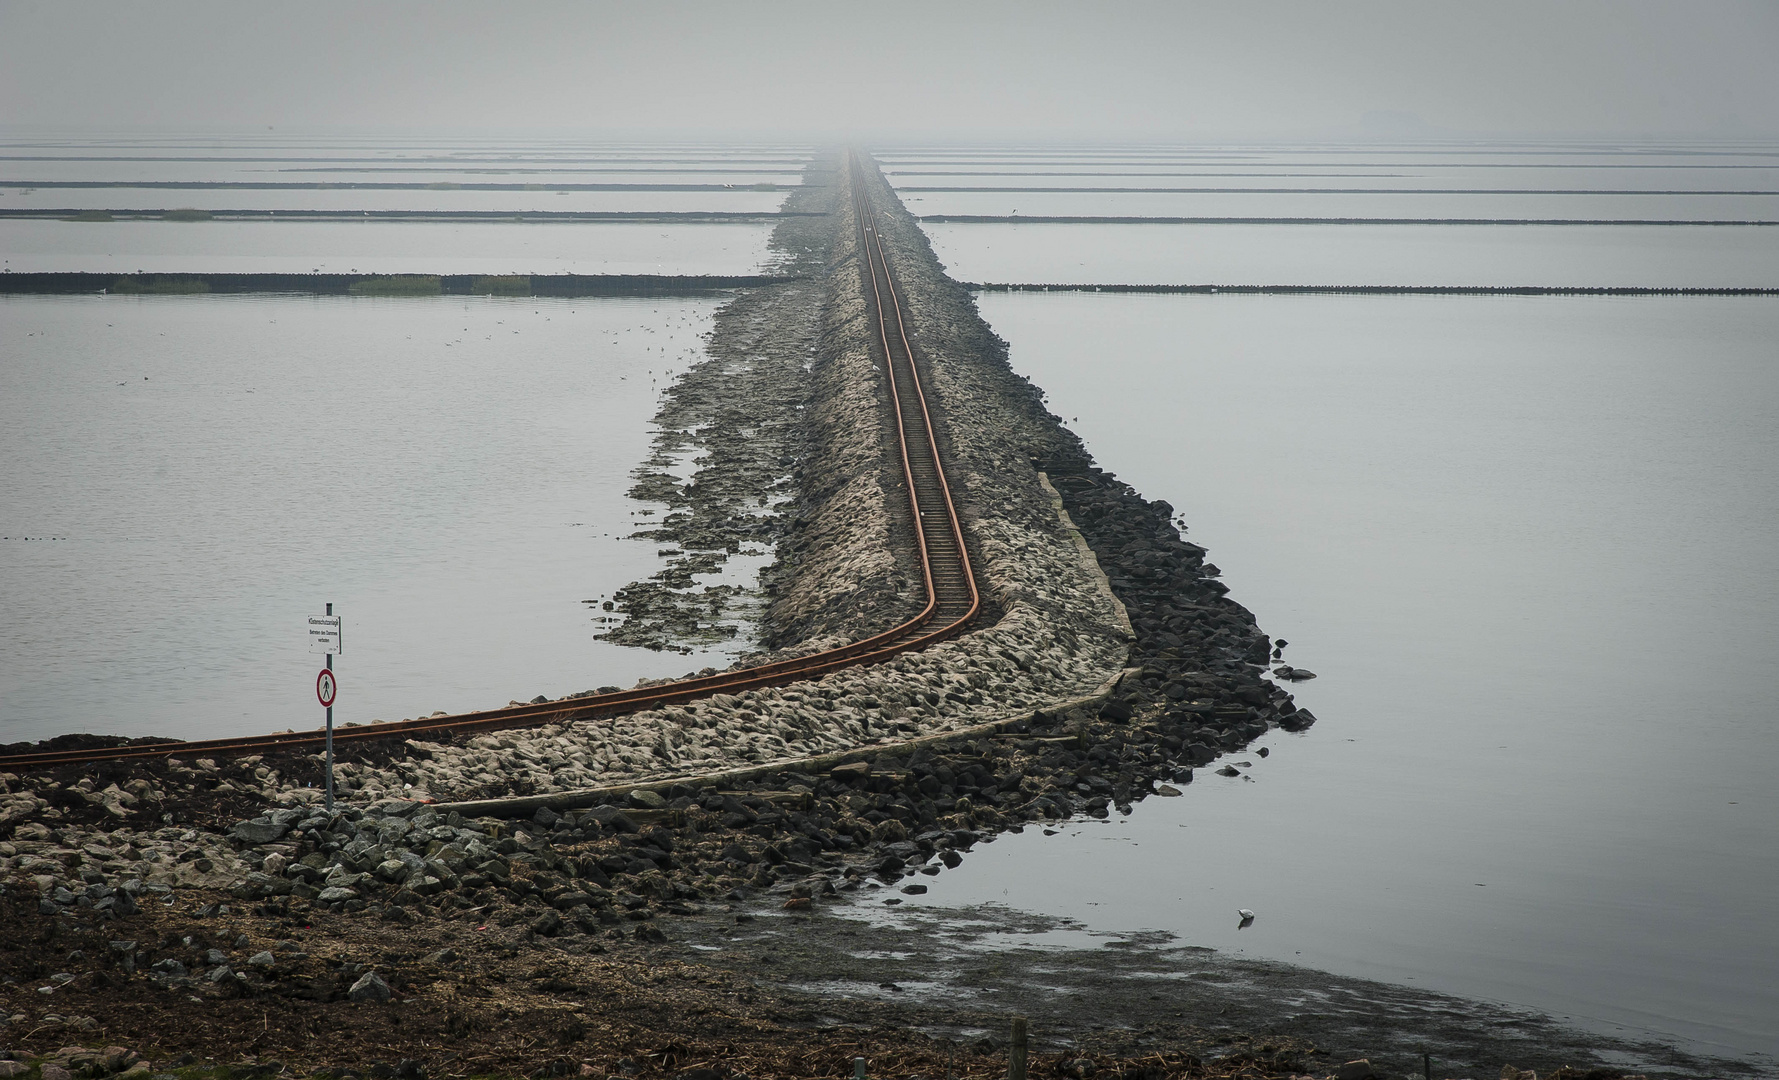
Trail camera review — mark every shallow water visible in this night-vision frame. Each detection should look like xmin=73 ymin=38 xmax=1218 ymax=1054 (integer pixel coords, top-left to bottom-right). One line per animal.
xmin=884 ymin=164 xmax=1779 ymax=191
xmin=0 ymin=136 xmax=805 ymax=260
xmin=0 ymin=293 xmax=734 ymax=744
xmin=0 ymin=187 xmax=791 ymax=215
xmin=877 ymin=143 xmax=1779 ymax=171
xmin=0 ymin=138 xmax=811 ymax=182
xmin=892 ymin=291 xmax=1779 ymax=1059
xmin=900 ymin=189 xmax=1778 ymax=222
xmin=0 ymin=164 xmax=805 ymax=186
xmin=923 ymin=220 xmax=1779 ymax=287
xmin=0 ymin=218 xmax=777 ymax=275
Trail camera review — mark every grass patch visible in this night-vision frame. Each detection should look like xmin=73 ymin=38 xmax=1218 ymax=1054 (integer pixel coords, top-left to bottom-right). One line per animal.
xmin=472 ymin=274 xmax=531 ymax=296
xmin=348 ymin=275 xmax=442 ymax=296
xmin=66 ymin=209 xmax=114 ymax=222
xmin=109 ymin=275 xmax=209 ymax=294
xmin=425 ymin=181 xmax=462 ymax=190
xmin=161 ymin=208 xmax=212 ymax=222
xmin=751 ymin=182 xmax=779 ymax=191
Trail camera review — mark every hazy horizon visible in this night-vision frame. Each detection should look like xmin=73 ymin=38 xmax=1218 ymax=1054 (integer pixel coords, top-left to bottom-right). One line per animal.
xmin=3 ymin=1 xmax=1777 ymax=143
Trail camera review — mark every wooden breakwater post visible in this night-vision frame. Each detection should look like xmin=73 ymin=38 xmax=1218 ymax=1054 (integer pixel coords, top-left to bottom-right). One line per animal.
xmin=1010 ymin=1017 xmax=1029 ymax=1080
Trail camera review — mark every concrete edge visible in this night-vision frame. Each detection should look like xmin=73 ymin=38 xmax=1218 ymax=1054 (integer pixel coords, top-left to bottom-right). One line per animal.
xmin=425 ymin=664 xmax=1142 ymax=820
xmin=1037 ymin=471 xmax=1136 ymax=642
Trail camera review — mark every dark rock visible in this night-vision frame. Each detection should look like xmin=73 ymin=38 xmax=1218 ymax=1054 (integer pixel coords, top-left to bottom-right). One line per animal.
xmin=229 ymin=818 xmax=289 ymax=845
xmin=1280 ymin=708 xmax=1318 ymax=731
xmin=348 ymin=971 xmax=391 ymax=1002
xmin=586 ymin=805 xmax=640 ymax=833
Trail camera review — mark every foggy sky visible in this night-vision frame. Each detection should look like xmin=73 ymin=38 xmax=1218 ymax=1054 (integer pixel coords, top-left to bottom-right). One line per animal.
xmin=2 ymin=0 xmax=1776 ymax=142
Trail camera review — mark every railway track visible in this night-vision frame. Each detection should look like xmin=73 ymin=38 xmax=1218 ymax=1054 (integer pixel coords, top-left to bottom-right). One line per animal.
xmin=1 ymin=152 xmax=982 ymax=772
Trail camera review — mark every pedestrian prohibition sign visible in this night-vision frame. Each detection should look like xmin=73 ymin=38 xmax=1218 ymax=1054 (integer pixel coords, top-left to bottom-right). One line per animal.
xmin=317 ymin=668 xmax=338 ymax=708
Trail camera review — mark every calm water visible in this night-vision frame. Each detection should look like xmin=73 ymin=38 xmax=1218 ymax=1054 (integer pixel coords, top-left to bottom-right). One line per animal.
xmin=0 ymin=138 xmax=799 ymax=744
xmin=0 ymin=293 xmax=729 ymax=743
xmin=890 ymin=291 xmax=1779 ymax=1059
xmin=0 ymin=136 xmax=801 ymax=274
xmin=901 ymin=190 xmax=1778 ymax=221
xmin=0 ymin=219 xmax=777 ymax=276
xmin=922 ymin=221 xmax=1779 ymax=287
xmin=0 ymin=138 xmax=805 ymax=214
xmin=0 ymin=188 xmax=791 ymax=213
xmin=896 ymin=143 xmax=1779 ymax=288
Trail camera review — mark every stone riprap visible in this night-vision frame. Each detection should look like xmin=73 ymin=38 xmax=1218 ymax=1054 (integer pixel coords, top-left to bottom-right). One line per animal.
xmin=596 ymin=161 xmax=837 ymax=654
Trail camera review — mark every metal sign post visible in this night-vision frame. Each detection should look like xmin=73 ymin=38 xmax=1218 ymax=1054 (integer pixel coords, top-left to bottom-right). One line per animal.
xmin=309 ymin=605 xmax=342 ymax=812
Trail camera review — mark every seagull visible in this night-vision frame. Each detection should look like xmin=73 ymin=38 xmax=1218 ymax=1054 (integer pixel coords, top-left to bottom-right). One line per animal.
xmin=1237 ymin=909 xmax=1256 ymax=927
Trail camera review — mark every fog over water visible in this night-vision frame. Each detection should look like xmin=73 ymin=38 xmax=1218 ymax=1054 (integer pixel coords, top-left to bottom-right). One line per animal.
xmin=4 ymin=3 xmax=1777 ymax=141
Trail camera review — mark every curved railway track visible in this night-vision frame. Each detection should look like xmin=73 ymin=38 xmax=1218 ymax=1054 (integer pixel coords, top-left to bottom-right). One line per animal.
xmin=1 ymin=152 xmax=982 ymax=772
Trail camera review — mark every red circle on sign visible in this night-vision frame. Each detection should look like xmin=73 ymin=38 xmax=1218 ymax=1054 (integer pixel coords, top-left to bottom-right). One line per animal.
xmin=317 ymin=668 xmax=338 ymax=708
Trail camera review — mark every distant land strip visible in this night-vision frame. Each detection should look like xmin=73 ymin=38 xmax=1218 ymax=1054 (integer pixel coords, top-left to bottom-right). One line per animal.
xmin=275 ymin=166 xmax=811 ymax=176
xmin=885 ymin=164 xmax=1779 ymax=174
xmin=0 ymin=209 xmax=822 ymax=223
xmin=968 ymin=283 xmax=1779 ymax=296
xmin=920 ymin=215 xmax=1777 ymax=226
xmin=0 ymin=272 xmax=797 ymax=296
xmin=900 ymin=186 xmax=1779 ymax=195
xmin=0 ymin=155 xmax=816 ymax=165
xmin=0 ymin=180 xmax=796 ymax=192
xmin=884 ymin=150 xmax=1779 ymax=162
